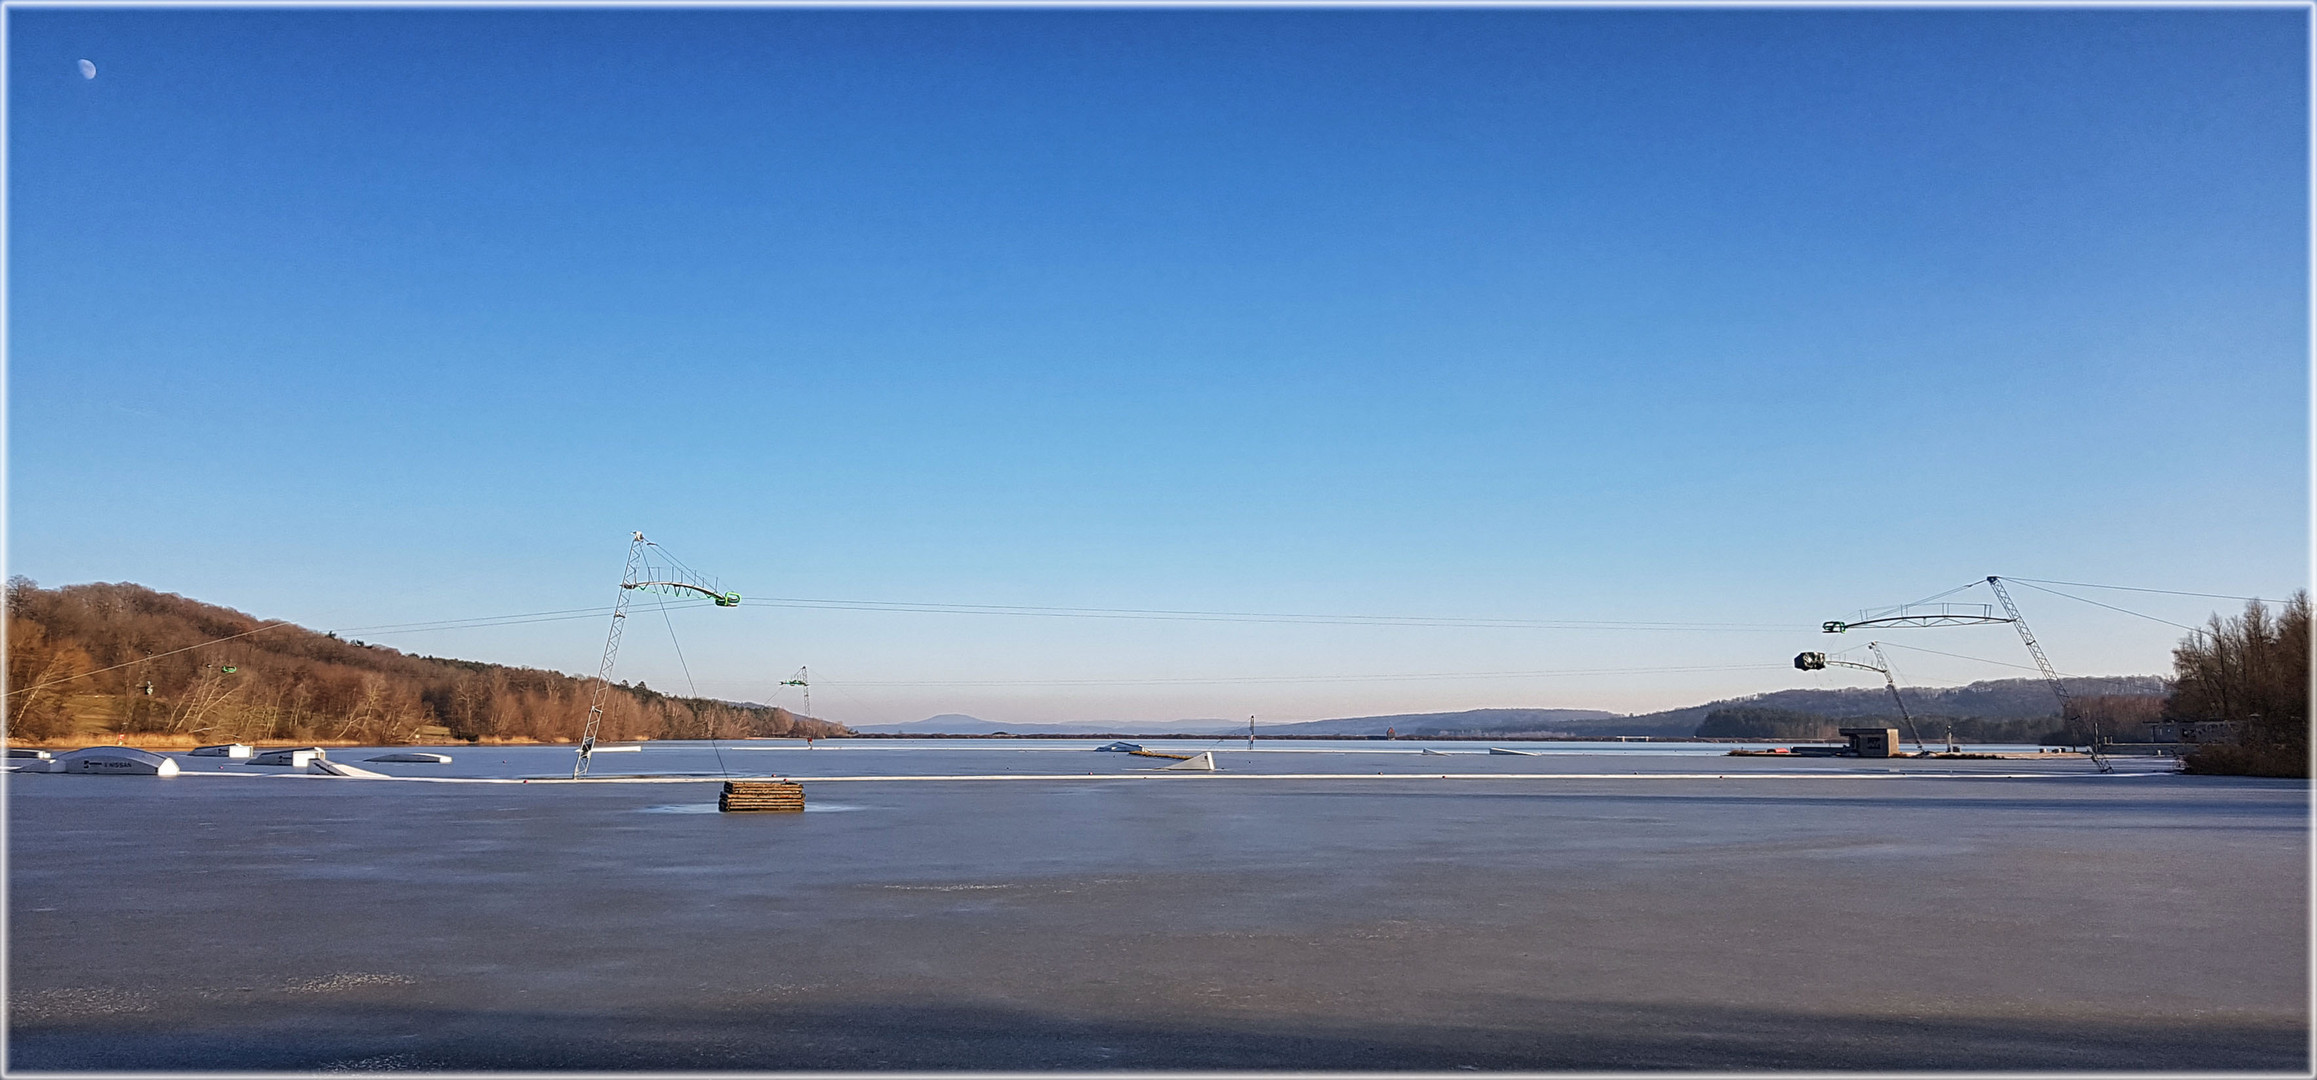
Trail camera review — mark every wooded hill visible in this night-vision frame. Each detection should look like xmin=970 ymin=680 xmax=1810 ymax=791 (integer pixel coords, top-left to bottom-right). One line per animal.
xmin=1297 ymin=676 xmax=2171 ymax=741
xmin=5 ymin=579 xmax=848 ymax=745
xmin=1615 ymin=677 xmax=2170 ymax=742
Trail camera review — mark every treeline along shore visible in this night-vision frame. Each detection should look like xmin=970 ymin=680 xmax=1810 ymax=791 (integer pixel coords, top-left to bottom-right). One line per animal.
xmin=5 ymin=579 xmax=848 ymax=747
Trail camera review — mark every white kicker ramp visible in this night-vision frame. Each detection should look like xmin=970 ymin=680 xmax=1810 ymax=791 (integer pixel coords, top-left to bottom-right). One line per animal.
xmin=48 ymin=747 xmax=179 ymax=776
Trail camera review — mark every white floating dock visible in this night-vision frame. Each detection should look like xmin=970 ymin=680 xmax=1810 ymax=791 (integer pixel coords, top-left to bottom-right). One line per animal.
xmin=191 ymin=743 xmax=254 ymax=759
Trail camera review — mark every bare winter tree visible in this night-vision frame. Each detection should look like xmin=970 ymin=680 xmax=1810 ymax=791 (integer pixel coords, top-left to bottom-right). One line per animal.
xmin=2170 ymin=590 xmax=2310 ymax=777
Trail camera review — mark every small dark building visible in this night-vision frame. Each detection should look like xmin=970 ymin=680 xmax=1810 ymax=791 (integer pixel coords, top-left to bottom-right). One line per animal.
xmin=1838 ymin=727 xmax=1899 ymax=758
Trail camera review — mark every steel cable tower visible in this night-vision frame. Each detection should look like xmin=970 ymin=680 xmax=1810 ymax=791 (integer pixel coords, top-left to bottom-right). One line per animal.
xmin=1986 ymin=576 xmax=2109 ymax=773
xmin=574 ymin=533 xmax=649 ymax=779
xmin=574 ymin=532 xmax=745 ymax=779
xmin=781 ymin=668 xmax=810 ymax=720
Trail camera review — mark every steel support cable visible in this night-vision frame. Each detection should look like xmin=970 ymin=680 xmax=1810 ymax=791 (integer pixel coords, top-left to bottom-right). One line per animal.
xmin=2005 ymin=579 xmax=2209 ymax=635
xmin=801 ymin=662 xmax=1791 ymax=688
xmin=1873 ymin=640 xmax=2060 ymax=675
xmin=2005 ymin=577 xmax=2288 ymax=604
xmin=1907 ymin=580 xmax=1992 ymax=607
xmin=788 ymin=669 xmax=880 ymax=718
xmin=333 ymin=598 xmax=1794 ymax=637
xmin=331 ymin=605 xmax=638 ymax=634
xmin=4 ymin=620 xmax=296 ymax=698
xmin=338 ymin=607 xmax=714 ymax=637
xmin=643 ymin=538 xmax=706 ymax=579
xmin=655 ymin=592 xmax=728 ymax=779
xmin=735 ymin=597 xmax=1797 ymax=631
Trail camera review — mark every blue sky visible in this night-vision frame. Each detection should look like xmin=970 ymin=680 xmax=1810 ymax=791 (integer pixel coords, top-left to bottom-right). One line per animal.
xmin=9 ymin=8 xmax=2307 ymax=724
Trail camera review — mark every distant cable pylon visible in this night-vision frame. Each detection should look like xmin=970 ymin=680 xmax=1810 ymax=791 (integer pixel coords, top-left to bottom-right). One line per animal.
xmin=781 ymin=667 xmax=811 ymax=720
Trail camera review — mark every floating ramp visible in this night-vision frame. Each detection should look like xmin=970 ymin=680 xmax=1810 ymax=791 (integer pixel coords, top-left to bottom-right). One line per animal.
xmin=1420 ymin=748 xmax=1451 ymax=756
xmin=365 ymin=752 xmax=452 ymax=763
xmin=309 ymin=759 xmax=391 ymax=779
xmin=191 ymin=743 xmax=253 ymax=758
xmin=1488 ymin=747 xmax=1542 ymax=756
xmin=1159 ymin=751 xmax=1218 ymax=771
xmin=47 ymin=747 xmax=179 ymax=776
xmin=248 ymin=747 xmax=325 ymax=767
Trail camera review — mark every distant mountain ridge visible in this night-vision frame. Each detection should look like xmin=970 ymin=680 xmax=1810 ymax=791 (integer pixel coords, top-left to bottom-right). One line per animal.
xmin=1297 ymin=677 xmax=2169 ymax=738
xmin=851 ymin=714 xmax=1251 ymax=736
xmin=1259 ymin=708 xmax=1618 ymax=736
xmin=859 ymin=677 xmax=2169 ymax=738
xmin=1596 ymin=676 xmax=2171 ymax=737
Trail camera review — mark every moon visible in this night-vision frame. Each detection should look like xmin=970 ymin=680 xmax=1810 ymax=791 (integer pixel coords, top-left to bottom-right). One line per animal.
xmin=77 ymin=59 xmax=96 ymax=80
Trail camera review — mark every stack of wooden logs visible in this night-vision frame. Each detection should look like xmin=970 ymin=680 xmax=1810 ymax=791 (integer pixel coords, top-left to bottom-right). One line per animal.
xmin=719 ymin=780 xmax=806 ymax=813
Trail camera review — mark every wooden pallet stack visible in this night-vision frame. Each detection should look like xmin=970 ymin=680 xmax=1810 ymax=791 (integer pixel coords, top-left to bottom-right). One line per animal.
xmin=719 ymin=780 xmax=806 ymax=813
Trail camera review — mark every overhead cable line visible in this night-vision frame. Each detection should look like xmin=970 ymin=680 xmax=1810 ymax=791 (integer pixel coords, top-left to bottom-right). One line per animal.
xmin=1906 ymin=580 xmax=1991 ymax=607
xmin=808 ymin=662 xmax=1789 ymax=688
xmin=1874 ymin=641 xmax=2065 ymax=676
xmin=655 ymin=591 xmax=729 ymax=778
xmin=2006 ymin=579 xmax=2208 ymax=635
xmin=735 ymin=596 xmax=1798 ymax=632
xmin=2004 ymin=577 xmax=2289 ymax=604
xmin=332 ymin=604 xmax=717 ymax=637
xmin=331 ymin=605 xmax=617 ymax=632
xmin=330 ymin=597 xmax=1801 ymax=637
xmin=5 ymin=621 xmax=295 ymax=698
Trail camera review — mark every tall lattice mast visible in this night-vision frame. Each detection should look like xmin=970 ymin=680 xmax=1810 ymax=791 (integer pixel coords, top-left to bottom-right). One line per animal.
xmin=1986 ymin=576 xmax=2109 ymax=773
xmin=574 ymin=532 xmax=649 ymax=779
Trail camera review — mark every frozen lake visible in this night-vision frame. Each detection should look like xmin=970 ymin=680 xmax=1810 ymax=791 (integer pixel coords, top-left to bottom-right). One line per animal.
xmin=143 ymin=737 xmax=2107 ymax=781
xmin=8 ymin=739 xmax=2306 ymax=1070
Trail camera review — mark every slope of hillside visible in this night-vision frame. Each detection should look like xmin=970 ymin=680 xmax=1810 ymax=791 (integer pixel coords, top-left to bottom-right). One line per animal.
xmin=1293 ymin=677 xmax=2170 ymax=738
xmin=1611 ymin=677 xmax=2170 ymax=735
xmin=5 ymin=579 xmax=848 ymax=745
xmin=850 ymin=715 xmax=1249 ymax=736
xmin=1262 ymin=708 xmax=1619 ymax=737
